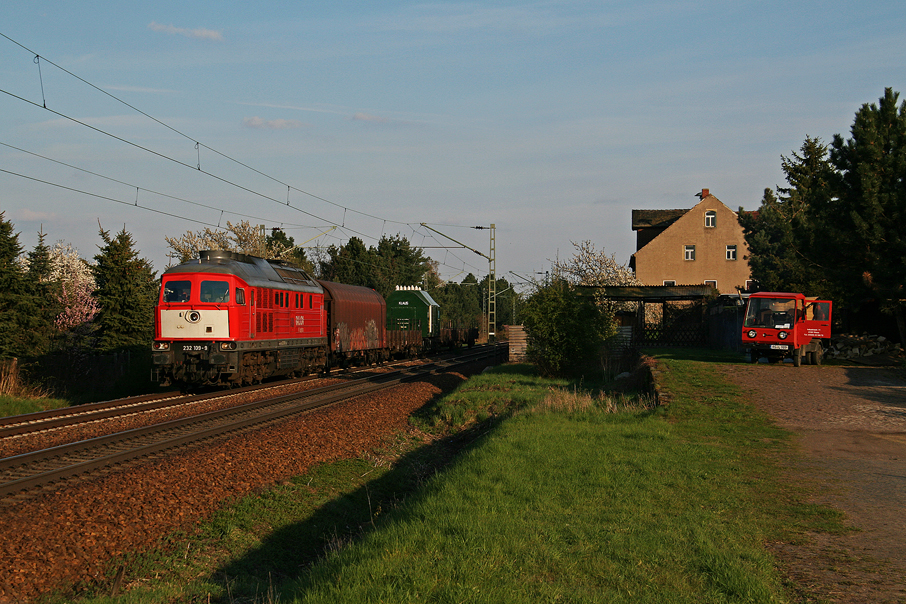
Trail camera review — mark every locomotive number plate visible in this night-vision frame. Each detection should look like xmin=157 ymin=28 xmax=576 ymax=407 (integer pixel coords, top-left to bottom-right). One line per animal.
xmin=183 ymin=345 xmax=209 ymax=352
xmin=770 ymin=344 xmax=789 ymax=350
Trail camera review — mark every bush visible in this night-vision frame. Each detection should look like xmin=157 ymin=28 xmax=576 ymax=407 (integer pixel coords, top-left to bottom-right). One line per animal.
xmin=521 ymin=280 xmax=614 ymax=378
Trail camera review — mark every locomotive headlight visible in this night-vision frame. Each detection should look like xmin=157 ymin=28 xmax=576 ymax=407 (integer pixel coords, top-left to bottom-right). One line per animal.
xmin=747 ymin=330 xmax=757 ymax=339
xmin=153 ymin=341 xmax=170 ymax=351
xmin=186 ymin=310 xmax=201 ymax=323
xmin=220 ymin=342 xmax=237 ymax=350
xmin=778 ymin=331 xmax=788 ymax=340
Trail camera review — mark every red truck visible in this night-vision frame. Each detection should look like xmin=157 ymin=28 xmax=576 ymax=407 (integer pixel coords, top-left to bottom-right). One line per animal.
xmin=741 ymin=292 xmax=832 ymax=366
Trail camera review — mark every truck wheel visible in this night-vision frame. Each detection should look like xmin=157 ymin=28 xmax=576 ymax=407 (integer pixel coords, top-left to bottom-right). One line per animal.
xmin=814 ymin=347 xmax=822 ymax=366
xmin=793 ymin=347 xmax=802 ymax=367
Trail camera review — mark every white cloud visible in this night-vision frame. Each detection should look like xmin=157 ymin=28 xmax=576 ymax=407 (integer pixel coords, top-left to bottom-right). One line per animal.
xmin=242 ymin=117 xmax=307 ymax=130
xmin=148 ymin=22 xmax=224 ymax=42
xmin=104 ymin=85 xmax=179 ymax=95
xmin=16 ymin=208 xmax=57 ymax=222
xmin=349 ymin=112 xmax=423 ymax=128
xmin=351 ymin=112 xmax=389 ymax=124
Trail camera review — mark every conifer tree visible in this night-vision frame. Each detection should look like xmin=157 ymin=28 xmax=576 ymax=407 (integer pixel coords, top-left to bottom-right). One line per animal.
xmin=92 ymin=226 xmax=158 ymax=352
xmin=739 ymin=136 xmax=836 ymax=297
xmin=21 ymin=230 xmax=60 ymax=355
xmin=0 ymin=212 xmax=28 ymax=358
xmin=828 ymin=87 xmax=906 ymax=343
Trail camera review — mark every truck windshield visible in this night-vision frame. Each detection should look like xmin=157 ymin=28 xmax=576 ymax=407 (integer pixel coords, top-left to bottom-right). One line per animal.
xmin=744 ymin=297 xmax=797 ymax=328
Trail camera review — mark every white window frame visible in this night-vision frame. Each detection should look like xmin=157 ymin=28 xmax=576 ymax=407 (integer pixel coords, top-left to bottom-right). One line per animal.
xmin=663 ymin=280 xmax=676 ymax=286
xmin=704 ymin=280 xmax=717 ymax=288
xmin=684 ymin=245 xmax=696 ymax=261
xmin=705 ymin=210 xmax=716 ymax=228
xmin=726 ymin=245 xmax=737 ymax=260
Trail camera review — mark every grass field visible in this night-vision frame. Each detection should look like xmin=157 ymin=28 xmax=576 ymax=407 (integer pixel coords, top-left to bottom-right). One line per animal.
xmin=54 ymin=352 xmax=845 ymax=603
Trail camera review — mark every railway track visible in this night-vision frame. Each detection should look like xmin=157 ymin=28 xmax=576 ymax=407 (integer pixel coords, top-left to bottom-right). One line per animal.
xmin=0 ymin=345 xmax=502 ymax=503
xmin=0 ymin=354 xmax=446 ymax=444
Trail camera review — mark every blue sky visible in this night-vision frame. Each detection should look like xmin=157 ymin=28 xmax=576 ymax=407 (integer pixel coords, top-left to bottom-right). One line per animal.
xmin=2 ymin=1 xmax=905 ymax=285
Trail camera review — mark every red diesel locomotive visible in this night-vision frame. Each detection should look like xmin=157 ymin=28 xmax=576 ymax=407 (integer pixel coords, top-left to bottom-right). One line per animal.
xmin=151 ymin=250 xmax=406 ymax=387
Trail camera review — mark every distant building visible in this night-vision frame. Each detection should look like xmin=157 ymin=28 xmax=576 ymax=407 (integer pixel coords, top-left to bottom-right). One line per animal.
xmin=629 ymin=189 xmax=752 ymax=294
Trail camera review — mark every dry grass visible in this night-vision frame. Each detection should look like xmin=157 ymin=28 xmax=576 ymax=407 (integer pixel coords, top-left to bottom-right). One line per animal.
xmin=0 ymin=358 xmax=49 ymax=399
xmin=530 ymin=386 xmax=656 ymax=415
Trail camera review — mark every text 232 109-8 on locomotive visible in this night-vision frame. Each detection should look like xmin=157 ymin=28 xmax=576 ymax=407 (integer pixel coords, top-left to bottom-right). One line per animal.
xmin=151 ymin=251 xmax=475 ymax=388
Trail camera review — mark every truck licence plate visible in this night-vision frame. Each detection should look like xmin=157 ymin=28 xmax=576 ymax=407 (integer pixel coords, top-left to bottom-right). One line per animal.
xmin=770 ymin=344 xmax=789 ymax=350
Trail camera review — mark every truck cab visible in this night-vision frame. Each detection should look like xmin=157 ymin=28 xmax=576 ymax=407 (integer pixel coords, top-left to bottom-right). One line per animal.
xmin=741 ymin=292 xmax=832 ymax=365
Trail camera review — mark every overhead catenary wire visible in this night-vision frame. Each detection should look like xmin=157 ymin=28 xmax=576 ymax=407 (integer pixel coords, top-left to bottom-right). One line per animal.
xmin=0 ymin=167 xmax=223 ymax=229
xmin=0 ymin=31 xmax=488 ymax=279
xmin=0 ymin=141 xmax=328 ymax=231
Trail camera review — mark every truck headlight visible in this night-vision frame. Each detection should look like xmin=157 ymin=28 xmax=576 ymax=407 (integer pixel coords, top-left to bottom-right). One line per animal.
xmin=778 ymin=331 xmax=788 ymax=340
xmin=747 ymin=330 xmax=757 ymax=339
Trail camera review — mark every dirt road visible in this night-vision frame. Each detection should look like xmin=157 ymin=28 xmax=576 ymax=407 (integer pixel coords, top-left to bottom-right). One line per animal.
xmin=720 ymin=362 xmax=906 ymax=603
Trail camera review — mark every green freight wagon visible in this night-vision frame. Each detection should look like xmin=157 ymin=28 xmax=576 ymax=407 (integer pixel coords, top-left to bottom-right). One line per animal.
xmin=385 ymin=285 xmax=440 ymax=338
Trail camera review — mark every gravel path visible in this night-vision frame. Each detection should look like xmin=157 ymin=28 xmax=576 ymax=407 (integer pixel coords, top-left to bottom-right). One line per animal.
xmin=719 ymin=362 xmax=906 ymax=603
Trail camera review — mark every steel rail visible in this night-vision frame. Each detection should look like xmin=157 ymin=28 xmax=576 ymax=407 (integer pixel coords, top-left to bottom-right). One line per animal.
xmin=0 ymin=355 xmax=432 ymax=439
xmin=0 ymin=346 xmax=499 ymax=501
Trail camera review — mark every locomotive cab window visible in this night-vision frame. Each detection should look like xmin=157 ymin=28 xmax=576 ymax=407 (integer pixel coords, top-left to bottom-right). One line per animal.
xmin=200 ymin=280 xmax=230 ymax=303
xmin=163 ymin=280 xmax=192 ymax=303
xmin=236 ymin=288 xmax=246 ymax=305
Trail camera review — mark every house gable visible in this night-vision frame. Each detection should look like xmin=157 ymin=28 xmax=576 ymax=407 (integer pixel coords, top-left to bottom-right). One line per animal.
xmin=631 ymin=190 xmax=751 ymax=294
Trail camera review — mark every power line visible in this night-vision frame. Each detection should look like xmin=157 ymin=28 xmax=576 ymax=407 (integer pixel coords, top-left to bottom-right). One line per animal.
xmin=0 ymin=32 xmax=491 ymax=278
xmin=0 ymin=141 xmax=328 ymax=231
xmin=0 ymin=167 xmax=222 ymax=229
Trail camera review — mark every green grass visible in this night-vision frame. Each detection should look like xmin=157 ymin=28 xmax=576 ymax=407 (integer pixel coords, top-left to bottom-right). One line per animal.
xmin=57 ymin=356 xmax=846 ymax=604
xmin=0 ymin=393 xmax=71 ymax=417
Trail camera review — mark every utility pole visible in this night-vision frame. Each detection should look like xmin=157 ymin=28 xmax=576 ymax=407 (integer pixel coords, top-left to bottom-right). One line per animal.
xmin=420 ymin=222 xmax=496 ymax=341
xmin=488 ymin=224 xmax=496 ymax=338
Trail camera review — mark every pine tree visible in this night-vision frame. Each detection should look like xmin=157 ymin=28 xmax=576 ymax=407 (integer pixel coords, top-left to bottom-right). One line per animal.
xmin=739 ymin=136 xmax=836 ymax=297
xmin=92 ymin=226 xmax=158 ymax=352
xmin=21 ymin=229 xmax=61 ymax=355
xmin=0 ymin=212 xmax=27 ymax=358
xmin=828 ymin=88 xmax=906 ymax=343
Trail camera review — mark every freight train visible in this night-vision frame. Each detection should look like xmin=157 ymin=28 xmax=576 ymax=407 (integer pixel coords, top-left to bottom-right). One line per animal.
xmin=151 ymin=250 xmax=476 ymax=388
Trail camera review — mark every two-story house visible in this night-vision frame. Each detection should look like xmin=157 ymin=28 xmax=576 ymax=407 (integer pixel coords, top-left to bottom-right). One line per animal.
xmin=629 ymin=189 xmax=751 ymax=294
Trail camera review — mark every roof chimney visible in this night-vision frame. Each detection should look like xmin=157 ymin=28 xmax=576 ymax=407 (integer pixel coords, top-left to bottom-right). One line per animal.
xmin=701 ymin=188 xmax=710 ymax=199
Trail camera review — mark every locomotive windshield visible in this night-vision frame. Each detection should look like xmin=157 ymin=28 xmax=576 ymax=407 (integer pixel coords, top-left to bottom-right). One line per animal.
xmin=744 ymin=297 xmax=798 ymax=329
xmin=200 ymin=280 xmax=230 ymax=303
xmin=162 ymin=280 xmax=192 ymax=303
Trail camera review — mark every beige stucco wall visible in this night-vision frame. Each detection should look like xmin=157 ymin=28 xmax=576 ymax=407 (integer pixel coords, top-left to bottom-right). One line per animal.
xmin=633 ymin=195 xmax=750 ymax=294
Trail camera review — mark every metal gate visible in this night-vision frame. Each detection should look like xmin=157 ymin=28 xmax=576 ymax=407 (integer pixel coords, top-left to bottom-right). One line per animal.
xmin=634 ymin=299 xmax=708 ymax=346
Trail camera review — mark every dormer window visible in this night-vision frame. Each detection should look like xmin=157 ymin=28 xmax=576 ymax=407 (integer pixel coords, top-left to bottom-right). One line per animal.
xmin=705 ymin=211 xmax=716 ymax=228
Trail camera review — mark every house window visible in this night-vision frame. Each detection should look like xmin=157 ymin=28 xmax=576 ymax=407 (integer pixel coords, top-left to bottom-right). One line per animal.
xmin=663 ymin=280 xmax=676 ymax=286
xmin=705 ymin=211 xmax=716 ymax=228
xmin=684 ymin=245 xmax=696 ymax=261
xmin=726 ymin=245 xmax=737 ymax=260
xmin=745 ymin=280 xmax=755 ymax=291
xmin=704 ymin=280 xmax=717 ymax=288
